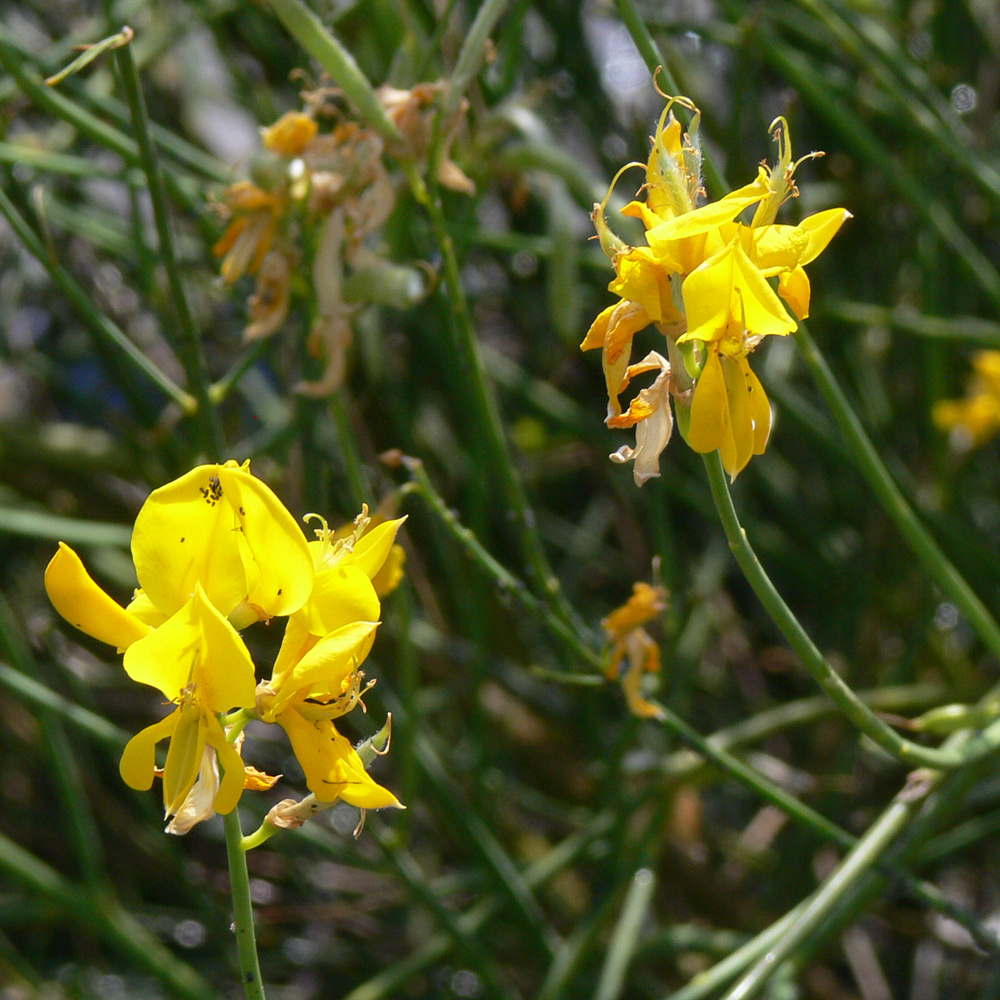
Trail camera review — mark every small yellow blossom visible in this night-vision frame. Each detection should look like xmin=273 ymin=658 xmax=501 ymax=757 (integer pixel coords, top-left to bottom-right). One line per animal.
xmin=256 ymin=509 xmax=405 ymax=810
xmin=602 ymin=582 xmax=668 ymax=719
xmin=583 ymin=97 xmax=849 ymax=482
xmin=933 ymin=350 xmax=1000 ymax=448
xmin=262 ymin=110 xmax=318 ymax=158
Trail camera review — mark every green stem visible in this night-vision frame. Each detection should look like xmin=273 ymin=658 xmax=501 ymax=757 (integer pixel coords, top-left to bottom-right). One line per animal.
xmin=263 ymin=0 xmax=401 ymax=145
xmin=794 ymin=324 xmax=1000 ymax=664
xmin=702 ymin=450 xmax=998 ymax=769
xmin=612 ymin=0 xmax=727 ymax=199
xmin=115 ymin=42 xmax=223 ymax=459
xmin=223 ymin=809 xmax=266 ymax=1000
xmin=402 ymin=457 xmax=600 ymax=670
xmin=413 ymin=189 xmax=584 ymax=635
xmin=721 ymin=783 xmax=936 ymax=1000
xmin=0 ymin=184 xmax=193 ymax=411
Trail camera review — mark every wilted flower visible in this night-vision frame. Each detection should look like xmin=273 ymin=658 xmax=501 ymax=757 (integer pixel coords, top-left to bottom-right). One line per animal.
xmin=602 ymin=582 xmax=668 ymax=719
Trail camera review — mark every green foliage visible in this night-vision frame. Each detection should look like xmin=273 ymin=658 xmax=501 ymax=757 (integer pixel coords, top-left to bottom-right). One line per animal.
xmin=2 ymin=1 xmax=1000 ymax=998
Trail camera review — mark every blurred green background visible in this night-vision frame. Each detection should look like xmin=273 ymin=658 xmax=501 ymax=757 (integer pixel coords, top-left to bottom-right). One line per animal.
xmin=2 ymin=0 xmax=1000 ymax=998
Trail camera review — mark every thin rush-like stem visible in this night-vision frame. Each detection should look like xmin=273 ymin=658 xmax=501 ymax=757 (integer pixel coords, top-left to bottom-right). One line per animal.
xmin=412 ymin=188 xmax=586 ymax=637
xmin=115 ymin=41 xmax=223 ymax=458
xmin=402 ymin=457 xmax=601 ymax=670
xmin=702 ymin=450 xmax=1000 ymax=769
xmin=223 ymin=810 xmax=267 ymax=1000
xmin=794 ymin=323 xmax=1000 ymax=664
xmin=720 ymin=785 xmax=937 ymax=1000
xmin=263 ymin=0 xmax=401 ymax=145
xmin=0 ymin=183 xmax=193 ymax=412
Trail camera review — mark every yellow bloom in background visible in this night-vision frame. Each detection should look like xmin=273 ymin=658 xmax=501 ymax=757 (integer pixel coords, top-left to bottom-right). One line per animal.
xmin=212 ymin=180 xmax=286 ymax=284
xmin=130 ymin=460 xmax=314 ymax=630
xmin=257 ymin=509 xmax=406 ymax=810
xmin=583 ymin=96 xmax=849 ymax=483
xmin=933 ymin=350 xmax=1000 ymax=448
xmin=262 ymin=110 xmax=318 ymax=158
xmin=602 ymin=582 xmax=668 ymax=720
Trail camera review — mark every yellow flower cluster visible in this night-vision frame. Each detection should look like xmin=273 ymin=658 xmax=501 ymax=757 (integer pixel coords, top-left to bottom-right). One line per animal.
xmin=583 ymin=96 xmax=850 ymax=481
xmin=214 ymin=83 xmax=473 ymax=396
xmin=45 ymin=462 xmax=404 ymax=833
xmin=933 ymin=350 xmax=1000 ymax=448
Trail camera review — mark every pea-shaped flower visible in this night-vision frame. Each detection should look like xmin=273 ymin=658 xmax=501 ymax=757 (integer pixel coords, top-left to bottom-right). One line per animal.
xmin=256 ymin=511 xmax=405 ymax=810
xmin=45 ymin=460 xmax=315 ymax=819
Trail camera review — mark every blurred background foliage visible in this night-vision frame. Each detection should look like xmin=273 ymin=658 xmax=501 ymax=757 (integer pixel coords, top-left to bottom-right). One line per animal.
xmin=2 ymin=0 xmax=1000 ymax=998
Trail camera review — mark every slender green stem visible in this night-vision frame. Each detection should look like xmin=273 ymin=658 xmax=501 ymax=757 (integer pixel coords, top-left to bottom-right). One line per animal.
xmin=0 ymin=184 xmax=193 ymax=411
xmin=594 ymin=868 xmax=656 ymax=1000
xmin=413 ymin=190 xmax=585 ymax=636
xmin=612 ymin=0 xmax=727 ymax=199
xmin=115 ymin=42 xmax=222 ymax=458
xmin=794 ymin=324 xmax=1000 ymax=664
xmin=222 ymin=810 xmax=266 ymax=1000
xmin=402 ymin=457 xmax=601 ymax=670
xmin=427 ymin=0 xmax=507 ymax=185
xmin=721 ymin=785 xmax=935 ymax=1000
xmin=113 ymin=41 xmax=219 ymax=445
xmin=702 ymin=450 xmax=1000 ymax=769
xmin=263 ymin=0 xmax=401 ymax=145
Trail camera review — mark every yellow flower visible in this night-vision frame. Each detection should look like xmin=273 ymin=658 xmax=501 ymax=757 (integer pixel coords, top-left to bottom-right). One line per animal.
xmin=45 ymin=543 xmax=255 ymax=819
xmin=256 ymin=510 xmax=405 ymax=810
xmin=118 ymin=585 xmax=256 ymax=818
xmin=129 ymin=460 xmax=314 ymax=630
xmin=45 ymin=461 xmax=318 ymax=820
xmin=583 ymin=98 xmax=849 ymax=483
xmin=262 ymin=111 xmax=318 ymax=158
xmin=933 ymin=350 xmax=1000 ymax=448
xmin=602 ymin=582 xmax=668 ymax=719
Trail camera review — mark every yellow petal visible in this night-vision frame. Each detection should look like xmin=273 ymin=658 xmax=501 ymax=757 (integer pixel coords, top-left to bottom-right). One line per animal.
xmin=687 ymin=349 xmax=729 ymax=455
xmin=218 ymin=463 xmax=314 ymax=618
xmin=778 ymin=267 xmax=811 ymax=320
xmin=746 ymin=361 xmax=772 ymax=455
xmin=204 ymin=713 xmax=246 ymax=815
xmin=124 ymin=589 xmax=169 ymax=630
xmin=132 ymin=463 xmax=313 ymax=621
xmin=748 ymin=224 xmax=810 ymax=274
xmin=346 ymin=518 xmax=407 ymax=582
xmin=721 ymin=354 xmax=753 ymax=478
xmin=298 ymin=564 xmax=381 ymax=638
xmin=120 ymin=711 xmax=179 ymax=792
xmin=646 ymin=181 xmax=766 ymax=245
xmin=372 ymin=545 xmax=406 ymax=598
xmin=797 ymin=207 xmax=851 ymax=265
xmin=682 ymin=239 xmax=796 ymax=344
xmin=278 ymin=709 xmax=402 ymax=808
xmin=162 ymin=699 xmax=208 ymax=817
xmin=45 ymin=543 xmax=152 ymax=649
xmin=123 ymin=585 xmax=256 ymax=709
xmin=581 ymin=304 xmax=614 ymax=352
xmin=609 ymin=250 xmax=681 ymax=325
xmin=267 ymin=620 xmax=379 ymax=717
